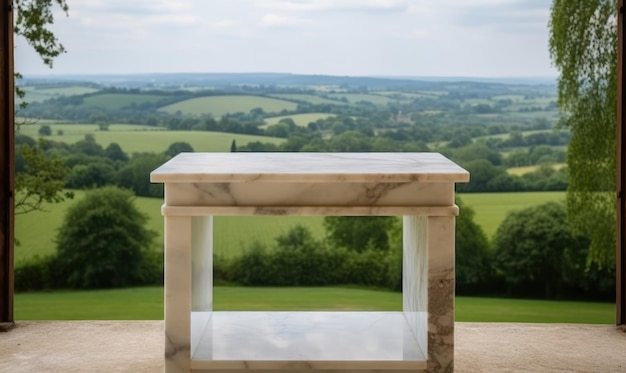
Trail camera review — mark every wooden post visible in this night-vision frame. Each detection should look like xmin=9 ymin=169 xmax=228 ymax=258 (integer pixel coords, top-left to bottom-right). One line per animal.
xmin=0 ymin=0 xmax=15 ymax=325
xmin=617 ymin=0 xmax=625 ymax=327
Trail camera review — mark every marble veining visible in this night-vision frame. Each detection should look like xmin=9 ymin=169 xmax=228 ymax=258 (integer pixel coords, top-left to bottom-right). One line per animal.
xmin=427 ymin=216 xmax=456 ymax=373
xmin=161 ymin=205 xmax=460 ymax=217
xmin=151 ymin=152 xmax=469 ymax=183
xmin=165 ymin=182 xmax=454 ymax=208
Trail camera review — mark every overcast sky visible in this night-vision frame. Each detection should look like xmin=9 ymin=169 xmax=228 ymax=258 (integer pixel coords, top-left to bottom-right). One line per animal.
xmin=14 ymin=0 xmax=557 ymax=78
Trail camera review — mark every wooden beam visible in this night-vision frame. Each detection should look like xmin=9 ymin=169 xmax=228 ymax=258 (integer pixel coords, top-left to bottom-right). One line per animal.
xmin=617 ymin=0 xmax=625 ymax=327
xmin=0 ymin=0 xmax=15 ymax=324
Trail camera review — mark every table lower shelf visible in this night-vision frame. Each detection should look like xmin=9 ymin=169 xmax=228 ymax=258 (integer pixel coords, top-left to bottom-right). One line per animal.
xmin=190 ymin=311 xmax=426 ymax=371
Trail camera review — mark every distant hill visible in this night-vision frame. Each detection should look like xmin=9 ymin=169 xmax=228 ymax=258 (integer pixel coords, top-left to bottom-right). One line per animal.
xmin=20 ymin=72 xmax=556 ymax=95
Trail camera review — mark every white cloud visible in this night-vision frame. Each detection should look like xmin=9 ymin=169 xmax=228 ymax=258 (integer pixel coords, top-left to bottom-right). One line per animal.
xmin=14 ymin=0 xmax=558 ymax=77
xmin=214 ymin=19 xmax=238 ymax=29
xmin=409 ymin=29 xmax=431 ymax=40
xmin=257 ymin=0 xmax=409 ymax=14
xmin=259 ymin=13 xmax=313 ymax=28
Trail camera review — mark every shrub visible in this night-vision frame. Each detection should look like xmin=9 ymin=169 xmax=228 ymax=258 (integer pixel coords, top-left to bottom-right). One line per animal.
xmin=14 ymin=255 xmax=57 ymax=291
xmin=228 ymin=225 xmax=400 ymax=289
xmin=54 ymin=186 xmax=159 ymax=289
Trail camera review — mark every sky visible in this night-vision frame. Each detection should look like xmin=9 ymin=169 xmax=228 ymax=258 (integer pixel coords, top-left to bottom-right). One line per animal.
xmin=14 ymin=0 xmax=558 ymax=78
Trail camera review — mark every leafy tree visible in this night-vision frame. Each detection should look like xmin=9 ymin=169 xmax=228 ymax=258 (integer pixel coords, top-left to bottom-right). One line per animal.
xmin=104 ymin=142 xmax=129 ymax=163
xmin=494 ymin=202 xmax=589 ymax=298
xmin=65 ymin=162 xmax=115 ymax=189
xmin=327 ymin=131 xmax=372 ymax=152
xmin=549 ymin=0 xmax=617 ymax=267
xmin=116 ymin=153 xmax=167 ymax=198
xmin=71 ymin=134 xmax=104 ymax=157
xmin=38 ymin=125 xmax=51 ymax=136
xmin=14 ymin=0 xmax=69 ymax=68
xmin=54 ymin=186 xmax=158 ymax=288
xmin=323 ymin=216 xmax=395 ymax=252
xmin=456 ymin=159 xmax=501 ymax=192
xmin=15 ymin=140 xmax=72 ymax=215
xmin=165 ymin=142 xmax=194 ymax=158
xmin=90 ymin=111 xmax=109 ymax=126
xmin=230 ymin=139 xmax=237 ymax=152
xmin=275 ymin=225 xmax=319 ymax=252
xmin=11 ymin=1 xmax=72 ymax=219
xmin=455 ymin=198 xmax=492 ymax=292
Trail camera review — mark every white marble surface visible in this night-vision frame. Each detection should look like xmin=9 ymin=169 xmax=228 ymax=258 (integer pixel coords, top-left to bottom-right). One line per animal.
xmin=403 ymin=216 xmax=429 ymax=357
xmin=154 ymin=152 xmax=467 ymax=372
xmin=164 ymin=216 xmax=192 ymax=372
xmin=162 ymin=205 xmax=460 ymax=217
xmin=164 ymin=181 xmax=454 ymax=208
xmin=151 ymin=152 xmax=469 ymax=183
xmin=190 ymin=311 xmax=426 ymax=370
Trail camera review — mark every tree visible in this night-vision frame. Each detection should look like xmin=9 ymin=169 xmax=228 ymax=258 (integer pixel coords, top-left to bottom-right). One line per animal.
xmin=37 ymin=125 xmax=51 ymax=136
xmin=165 ymin=142 xmax=194 ymax=158
xmin=494 ymin=202 xmax=589 ymax=298
xmin=116 ymin=153 xmax=167 ymax=198
xmin=230 ymin=139 xmax=237 ymax=152
xmin=323 ymin=216 xmax=395 ymax=252
xmin=455 ymin=198 xmax=492 ymax=292
xmin=14 ymin=139 xmax=72 ymax=215
xmin=14 ymin=0 xmax=69 ymax=68
xmin=549 ymin=0 xmax=617 ymax=267
xmin=104 ymin=142 xmax=129 ymax=163
xmin=455 ymin=159 xmax=501 ymax=192
xmin=12 ymin=1 xmax=72 ymax=216
xmin=65 ymin=162 xmax=115 ymax=189
xmin=54 ymin=186 xmax=158 ymax=288
xmin=71 ymin=133 xmax=104 ymax=156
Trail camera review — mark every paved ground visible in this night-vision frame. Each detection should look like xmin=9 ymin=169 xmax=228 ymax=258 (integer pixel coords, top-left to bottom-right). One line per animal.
xmin=0 ymin=321 xmax=625 ymax=372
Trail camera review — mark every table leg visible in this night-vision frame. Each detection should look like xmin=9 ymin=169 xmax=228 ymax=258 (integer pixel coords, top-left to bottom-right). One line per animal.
xmin=165 ymin=216 xmax=192 ymax=373
xmin=427 ymin=216 xmax=455 ymax=372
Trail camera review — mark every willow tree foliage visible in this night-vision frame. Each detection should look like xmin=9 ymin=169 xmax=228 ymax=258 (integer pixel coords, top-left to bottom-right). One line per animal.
xmin=13 ymin=1 xmax=71 ymax=214
xmin=14 ymin=0 xmax=69 ymax=68
xmin=549 ymin=0 xmax=617 ymax=267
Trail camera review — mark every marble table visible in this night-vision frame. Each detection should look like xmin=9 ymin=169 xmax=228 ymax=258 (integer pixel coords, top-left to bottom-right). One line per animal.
xmin=151 ymin=152 xmax=469 ymax=373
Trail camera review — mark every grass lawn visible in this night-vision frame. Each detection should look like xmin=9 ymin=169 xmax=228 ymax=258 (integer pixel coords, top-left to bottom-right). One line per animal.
xmin=15 ymin=193 xmax=325 ymax=262
xmin=459 ymin=191 xmax=565 ymax=239
xmin=16 ymin=191 xmax=564 ymax=262
xmin=14 ymin=287 xmax=614 ymax=323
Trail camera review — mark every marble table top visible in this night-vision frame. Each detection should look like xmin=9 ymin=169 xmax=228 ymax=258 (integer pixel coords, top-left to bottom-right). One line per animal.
xmin=150 ymin=152 xmax=469 ymax=183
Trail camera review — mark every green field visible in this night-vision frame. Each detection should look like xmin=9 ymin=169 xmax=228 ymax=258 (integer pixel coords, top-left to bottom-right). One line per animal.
xmin=507 ymin=163 xmax=566 ymax=176
xmin=326 ymin=93 xmax=392 ymax=105
xmin=262 ymin=113 xmax=336 ymax=128
xmin=459 ymin=191 xmax=565 ymax=239
xmin=14 ymin=286 xmax=614 ymax=323
xmin=16 ymin=191 xmax=565 ymax=264
xmin=15 ymin=193 xmax=325 ymax=262
xmin=475 ymin=129 xmax=559 ymax=142
xmin=81 ymin=93 xmax=166 ymax=110
xmin=17 ymin=124 xmax=285 ymax=154
xmin=18 ymin=123 xmax=154 ymax=138
xmin=160 ymin=95 xmax=298 ymax=117
xmin=267 ymin=94 xmax=347 ymax=105
xmin=18 ymin=86 xmax=99 ymax=103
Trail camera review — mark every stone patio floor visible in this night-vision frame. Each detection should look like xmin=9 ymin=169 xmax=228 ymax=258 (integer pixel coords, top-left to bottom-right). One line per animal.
xmin=0 ymin=321 xmax=625 ymax=372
